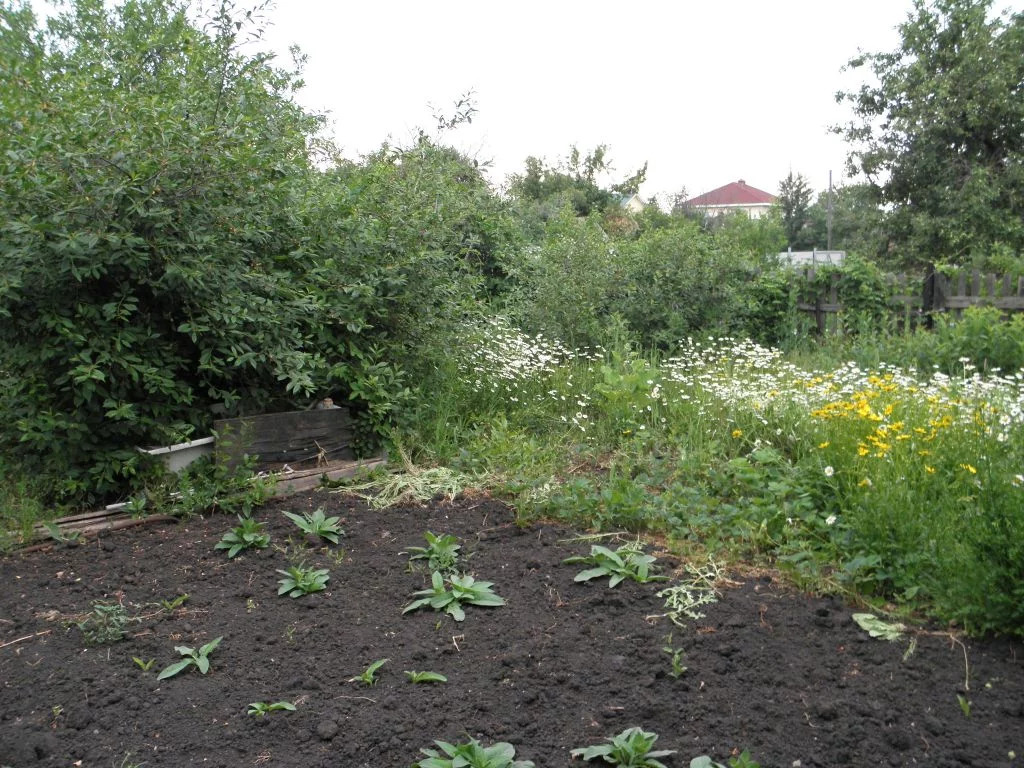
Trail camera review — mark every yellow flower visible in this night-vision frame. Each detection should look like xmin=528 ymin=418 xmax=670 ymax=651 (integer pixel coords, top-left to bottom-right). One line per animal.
xmin=858 ymin=477 xmax=872 ymax=487
xmin=960 ymin=463 xmax=977 ymax=474
xmin=818 ymin=441 xmax=830 ymax=449
xmin=857 ymin=443 xmax=870 ymax=457
xmin=731 ymin=429 xmax=743 ymax=438
xmin=925 ymin=465 xmax=936 ymax=474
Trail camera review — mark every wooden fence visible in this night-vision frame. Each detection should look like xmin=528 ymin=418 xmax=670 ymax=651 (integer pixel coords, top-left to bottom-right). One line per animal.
xmin=796 ymin=267 xmax=1024 ymax=333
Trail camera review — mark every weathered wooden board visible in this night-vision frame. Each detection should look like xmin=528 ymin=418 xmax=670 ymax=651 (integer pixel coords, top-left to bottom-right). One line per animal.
xmin=268 ymin=457 xmax=387 ymax=498
xmin=215 ymin=409 xmax=354 ymax=470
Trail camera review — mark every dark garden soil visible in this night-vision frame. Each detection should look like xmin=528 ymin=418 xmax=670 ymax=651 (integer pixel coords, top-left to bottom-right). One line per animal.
xmin=2 ymin=490 xmax=1023 ymax=768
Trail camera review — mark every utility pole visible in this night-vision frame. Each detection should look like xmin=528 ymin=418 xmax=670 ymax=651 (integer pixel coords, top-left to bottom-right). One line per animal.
xmin=827 ymin=170 xmax=834 ymax=252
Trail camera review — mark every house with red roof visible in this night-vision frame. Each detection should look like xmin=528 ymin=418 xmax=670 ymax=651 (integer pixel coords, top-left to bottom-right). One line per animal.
xmin=683 ymin=179 xmax=776 ymax=219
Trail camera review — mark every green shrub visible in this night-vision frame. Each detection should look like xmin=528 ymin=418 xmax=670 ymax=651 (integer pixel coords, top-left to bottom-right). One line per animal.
xmin=0 ymin=2 xmax=517 ymax=505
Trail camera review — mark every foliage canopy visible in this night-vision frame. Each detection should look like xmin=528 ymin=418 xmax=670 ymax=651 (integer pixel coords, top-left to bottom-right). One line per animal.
xmin=835 ymin=0 xmax=1024 ymax=265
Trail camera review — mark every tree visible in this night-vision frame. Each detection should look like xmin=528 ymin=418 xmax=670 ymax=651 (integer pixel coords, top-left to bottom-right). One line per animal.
xmin=804 ymin=184 xmax=890 ymax=261
xmin=777 ymin=172 xmax=815 ymax=249
xmin=835 ymin=0 xmax=1024 ymax=266
xmin=507 ymin=145 xmax=648 ymax=223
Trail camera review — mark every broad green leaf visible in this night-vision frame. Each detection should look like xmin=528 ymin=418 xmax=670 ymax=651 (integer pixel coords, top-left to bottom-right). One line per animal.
xmin=574 ymin=567 xmax=609 ymax=583
xmin=156 ymin=659 xmax=193 ymax=680
xmin=199 ymin=636 xmax=223 ymax=656
xmin=466 ymin=593 xmax=505 ymax=607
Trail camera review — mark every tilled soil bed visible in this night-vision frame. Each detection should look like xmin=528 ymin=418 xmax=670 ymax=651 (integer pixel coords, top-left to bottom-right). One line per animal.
xmin=1 ymin=490 xmax=1022 ymax=768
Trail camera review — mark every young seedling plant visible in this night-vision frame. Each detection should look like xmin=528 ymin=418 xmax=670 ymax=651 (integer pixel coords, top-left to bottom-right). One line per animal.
xmin=44 ymin=521 xmax=82 ymax=547
xmin=215 ymin=516 xmax=270 ymax=558
xmin=283 ymin=507 xmax=344 ymax=544
xmin=159 ymin=593 xmax=190 ymax=611
xmin=405 ymin=531 xmax=462 ymax=573
xmin=405 ymin=670 xmax=448 ymax=684
xmin=248 ymin=700 xmax=297 ymax=716
xmin=277 ymin=564 xmax=330 ymax=597
xmin=564 ymin=543 xmax=667 ymax=588
xmin=403 ymin=571 xmax=505 ymax=622
xmin=77 ymin=601 xmax=131 ymax=645
xmin=414 ymin=738 xmax=534 ymax=768
xmin=349 ymin=658 xmax=389 ymax=686
xmin=571 ymin=727 xmax=675 ymax=768
xmin=157 ymin=636 xmax=223 ymax=680
xmin=690 ymin=751 xmax=761 ymax=768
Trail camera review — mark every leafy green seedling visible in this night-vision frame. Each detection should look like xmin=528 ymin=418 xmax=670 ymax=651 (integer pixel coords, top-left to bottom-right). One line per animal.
xmin=563 ymin=544 xmax=667 ymax=587
xmin=78 ymin=601 xmax=130 ymax=645
xmin=276 ymin=565 xmax=330 ymax=597
xmin=44 ymin=521 xmax=82 ymax=546
xmin=215 ymin=516 xmax=270 ymax=558
xmin=283 ymin=507 xmax=344 ymax=544
xmin=156 ymin=636 xmax=223 ymax=680
xmin=572 ymin=727 xmax=675 ymax=768
xmin=132 ymin=656 xmax=155 ymax=671
xmin=160 ymin=593 xmax=190 ymax=611
xmin=405 ymin=670 xmax=448 ymax=684
xmin=852 ymin=613 xmax=905 ymax=641
xmin=690 ymin=751 xmax=761 ymax=768
xmin=349 ymin=658 xmax=389 ymax=686
xmin=403 ymin=571 xmax=505 ymax=622
xmin=405 ymin=532 xmax=462 ymax=573
xmin=957 ymin=694 xmax=971 ymax=718
xmin=415 ymin=738 xmax=534 ymax=768
xmin=662 ymin=638 xmax=687 ymax=679
xmin=247 ymin=700 xmax=297 ymax=716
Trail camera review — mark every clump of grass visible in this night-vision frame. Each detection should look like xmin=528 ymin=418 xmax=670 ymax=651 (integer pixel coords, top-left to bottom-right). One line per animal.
xmin=335 ymin=447 xmax=472 ymax=508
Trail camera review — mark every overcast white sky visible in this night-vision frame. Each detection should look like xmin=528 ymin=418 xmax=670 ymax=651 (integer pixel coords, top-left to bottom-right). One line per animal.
xmin=254 ymin=0 xmax=931 ymax=203
xmin=28 ymin=0 xmax=1022 ymax=202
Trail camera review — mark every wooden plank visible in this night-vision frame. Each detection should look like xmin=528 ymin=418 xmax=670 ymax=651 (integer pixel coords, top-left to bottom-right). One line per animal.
xmin=268 ymin=458 xmax=387 ymax=498
xmin=215 ymin=409 xmax=354 ymax=470
xmin=994 ymin=296 xmax=1024 ymax=310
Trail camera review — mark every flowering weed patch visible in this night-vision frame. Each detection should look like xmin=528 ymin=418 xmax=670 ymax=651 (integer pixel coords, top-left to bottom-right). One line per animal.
xmin=410 ymin=322 xmax=1024 ymax=635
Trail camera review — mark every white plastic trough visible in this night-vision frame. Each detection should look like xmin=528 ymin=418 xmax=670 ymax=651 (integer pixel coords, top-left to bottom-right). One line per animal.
xmin=136 ymin=436 xmax=216 ymax=474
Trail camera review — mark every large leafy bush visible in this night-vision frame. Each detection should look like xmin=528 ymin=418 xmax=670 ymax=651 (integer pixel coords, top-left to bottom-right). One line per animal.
xmin=0 ymin=1 xmax=515 ymax=505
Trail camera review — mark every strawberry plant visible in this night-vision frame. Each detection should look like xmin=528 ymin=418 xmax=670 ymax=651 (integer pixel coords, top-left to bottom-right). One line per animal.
xmin=563 ymin=543 xmax=667 ymax=587
xmin=156 ymin=636 xmax=223 ymax=680
xmin=414 ymin=738 xmax=534 ymax=768
xmin=215 ymin=516 xmax=269 ymax=558
xmin=405 ymin=531 xmax=462 ymax=573
xmin=571 ymin=727 xmax=675 ymax=768
xmin=403 ymin=571 xmax=505 ymax=622
xmin=276 ymin=565 xmax=330 ymax=597
xmin=283 ymin=507 xmax=344 ymax=544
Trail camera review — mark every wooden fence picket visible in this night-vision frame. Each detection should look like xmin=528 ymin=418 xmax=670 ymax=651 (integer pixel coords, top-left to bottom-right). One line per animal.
xmin=794 ymin=267 xmax=1024 ymax=331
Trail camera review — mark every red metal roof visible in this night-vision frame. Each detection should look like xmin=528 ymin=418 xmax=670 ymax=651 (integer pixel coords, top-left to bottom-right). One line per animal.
xmin=685 ymin=179 xmax=776 ymax=207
